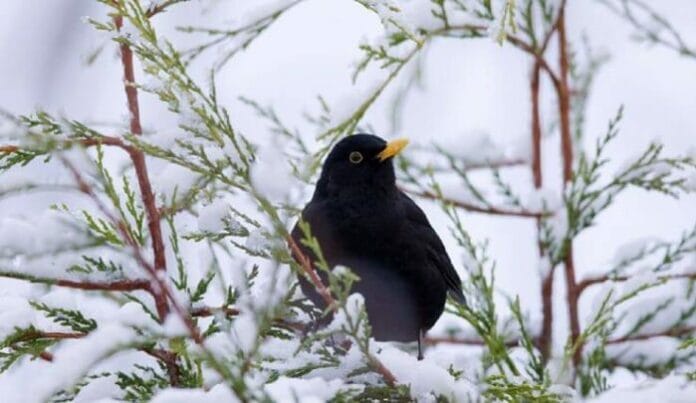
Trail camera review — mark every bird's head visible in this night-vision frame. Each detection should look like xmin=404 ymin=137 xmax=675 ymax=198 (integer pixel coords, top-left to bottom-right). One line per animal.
xmin=314 ymin=134 xmax=409 ymax=199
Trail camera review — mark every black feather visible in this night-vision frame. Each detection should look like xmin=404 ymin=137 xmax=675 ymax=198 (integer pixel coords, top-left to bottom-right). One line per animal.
xmin=291 ymin=134 xmax=466 ymax=345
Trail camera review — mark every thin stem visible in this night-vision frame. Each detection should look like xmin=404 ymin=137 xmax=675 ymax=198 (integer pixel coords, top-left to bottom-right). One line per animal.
xmin=407 ymin=189 xmax=551 ymax=218
xmin=606 ymin=326 xmax=696 ymax=345
xmin=113 ymin=10 xmax=169 ymax=319
xmin=0 ymin=271 xmax=151 ymax=292
xmin=287 ymin=236 xmax=337 ymax=310
xmin=555 ymin=3 xmax=582 ymax=368
xmin=576 ymin=272 xmax=696 ymax=295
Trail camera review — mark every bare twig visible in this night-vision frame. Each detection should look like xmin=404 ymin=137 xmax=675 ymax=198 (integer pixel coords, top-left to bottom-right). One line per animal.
xmin=407 ymin=189 xmax=551 ymax=218
xmin=142 ymin=347 xmax=182 ymax=386
xmin=286 ymin=236 xmax=337 ymax=310
xmin=606 ymin=326 xmax=696 ymax=345
xmin=0 ymin=271 xmax=151 ymax=292
xmin=576 ymin=271 xmax=696 ymax=295
xmin=554 ymin=2 xmax=581 ymax=367
xmin=532 ymin=52 xmax=552 ymax=362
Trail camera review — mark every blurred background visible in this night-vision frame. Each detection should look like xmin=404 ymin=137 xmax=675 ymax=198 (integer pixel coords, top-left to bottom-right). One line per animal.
xmin=1 ymin=0 xmax=695 ymax=357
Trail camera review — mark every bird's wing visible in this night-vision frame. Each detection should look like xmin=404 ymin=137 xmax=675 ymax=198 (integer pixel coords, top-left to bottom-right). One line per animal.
xmin=401 ymin=193 xmax=467 ymax=306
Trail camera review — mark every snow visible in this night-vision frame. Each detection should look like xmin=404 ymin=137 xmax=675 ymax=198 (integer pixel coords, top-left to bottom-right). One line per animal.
xmin=240 ymin=0 xmax=299 ymax=24
xmin=524 ymin=187 xmax=561 ymax=212
xmin=374 ymin=343 xmax=478 ymax=401
xmin=611 ymin=237 xmax=661 ymax=265
xmin=198 ymin=199 xmax=232 ymax=233
xmin=326 ymin=293 xmax=366 ymax=334
xmin=73 ymin=375 xmax=122 ymax=402
xmin=440 ymin=130 xmax=506 ymax=166
xmin=607 ymin=338 xmax=686 ymax=368
xmin=265 ymin=377 xmax=355 ymax=403
xmin=588 ymin=374 xmax=696 ymax=403
xmin=115 ymin=301 xmax=155 ymax=329
xmin=250 ymin=144 xmax=300 ymax=201
xmin=684 ymin=172 xmax=696 ymax=192
xmin=0 ymin=296 xmax=35 ymax=338
xmin=154 ymin=163 xmax=199 ymax=200
xmin=548 ymin=209 xmax=569 ymax=242
xmin=0 ymin=209 xmax=84 ymax=257
xmin=327 ymin=77 xmax=385 ymax=128
xmin=231 ymin=311 xmax=258 ymax=354
xmin=245 ymin=229 xmax=271 ymax=254
xmin=0 ymin=323 xmax=135 ymax=403
xmin=151 ymin=383 xmax=239 ymax=403
xmin=162 ymin=313 xmax=190 ymax=337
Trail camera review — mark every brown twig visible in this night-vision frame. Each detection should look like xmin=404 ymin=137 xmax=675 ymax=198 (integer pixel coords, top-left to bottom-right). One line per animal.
xmin=407 ymin=189 xmax=551 ymax=218
xmin=112 ymin=8 xmax=168 ymax=312
xmin=142 ymin=347 xmax=182 ymax=386
xmin=553 ymin=3 xmax=583 ymax=368
xmin=424 ymin=335 xmax=520 ymax=347
xmin=606 ymin=326 xmax=696 ymax=345
xmin=530 ymin=41 xmax=554 ymax=363
xmin=57 ymin=278 xmax=152 ymax=292
xmin=190 ymin=306 xmax=241 ymax=317
xmin=113 ymin=13 xmax=167 ymax=280
xmin=576 ymin=272 xmax=696 ymax=295
xmin=287 ymin=236 xmax=337 ymax=310
xmin=0 ymin=145 xmax=19 ymax=153
xmin=0 ymin=270 xmax=152 ymax=293
xmin=0 ymin=135 xmax=132 ymax=154
xmin=368 ymin=356 xmax=397 ymax=387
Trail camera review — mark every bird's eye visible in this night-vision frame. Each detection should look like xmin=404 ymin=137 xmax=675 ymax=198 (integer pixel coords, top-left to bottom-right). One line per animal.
xmin=349 ymin=151 xmax=363 ymax=164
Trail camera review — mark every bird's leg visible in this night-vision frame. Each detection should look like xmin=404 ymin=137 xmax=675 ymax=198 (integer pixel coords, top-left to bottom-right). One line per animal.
xmin=417 ymin=329 xmax=424 ymax=361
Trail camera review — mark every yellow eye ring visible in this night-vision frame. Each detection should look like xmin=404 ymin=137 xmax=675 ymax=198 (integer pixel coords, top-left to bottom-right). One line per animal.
xmin=349 ymin=151 xmax=363 ymax=164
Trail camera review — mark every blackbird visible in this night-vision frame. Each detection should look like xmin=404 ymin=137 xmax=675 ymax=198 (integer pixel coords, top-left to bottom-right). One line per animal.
xmin=290 ymin=134 xmax=466 ymax=359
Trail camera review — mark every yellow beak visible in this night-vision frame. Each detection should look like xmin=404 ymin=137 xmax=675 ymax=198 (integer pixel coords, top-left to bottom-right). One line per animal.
xmin=376 ymin=138 xmax=409 ymax=161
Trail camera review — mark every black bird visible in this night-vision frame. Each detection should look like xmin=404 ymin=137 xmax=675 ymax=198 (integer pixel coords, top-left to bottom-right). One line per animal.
xmin=291 ymin=134 xmax=466 ymax=359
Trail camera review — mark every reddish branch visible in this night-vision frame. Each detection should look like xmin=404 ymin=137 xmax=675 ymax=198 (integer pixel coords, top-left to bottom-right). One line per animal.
xmin=56 ymin=278 xmax=151 ymax=292
xmin=287 ymin=236 xmax=337 ymax=310
xmin=143 ymin=347 xmax=182 ymax=386
xmin=1 ymin=135 xmax=138 ymax=160
xmin=606 ymin=326 xmax=696 ymax=345
xmin=0 ymin=145 xmax=19 ymax=153
xmin=0 ymin=271 xmax=152 ymax=293
xmin=407 ymin=189 xmax=550 ymax=218
xmin=111 ymin=10 xmax=169 ymax=319
xmin=557 ymin=10 xmax=573 ymax=185
xmin=191 ymin=306 xmax=241 ymax=317
xmin=530 ymin=48 xmax=554 ymax=362
xmin=553 ymin=5 xmax=583 ymax=368
xmin=528 ymin=0 xmax=569 ymax=363
xmin=576 ymin=272 xmax=696 ymax=295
